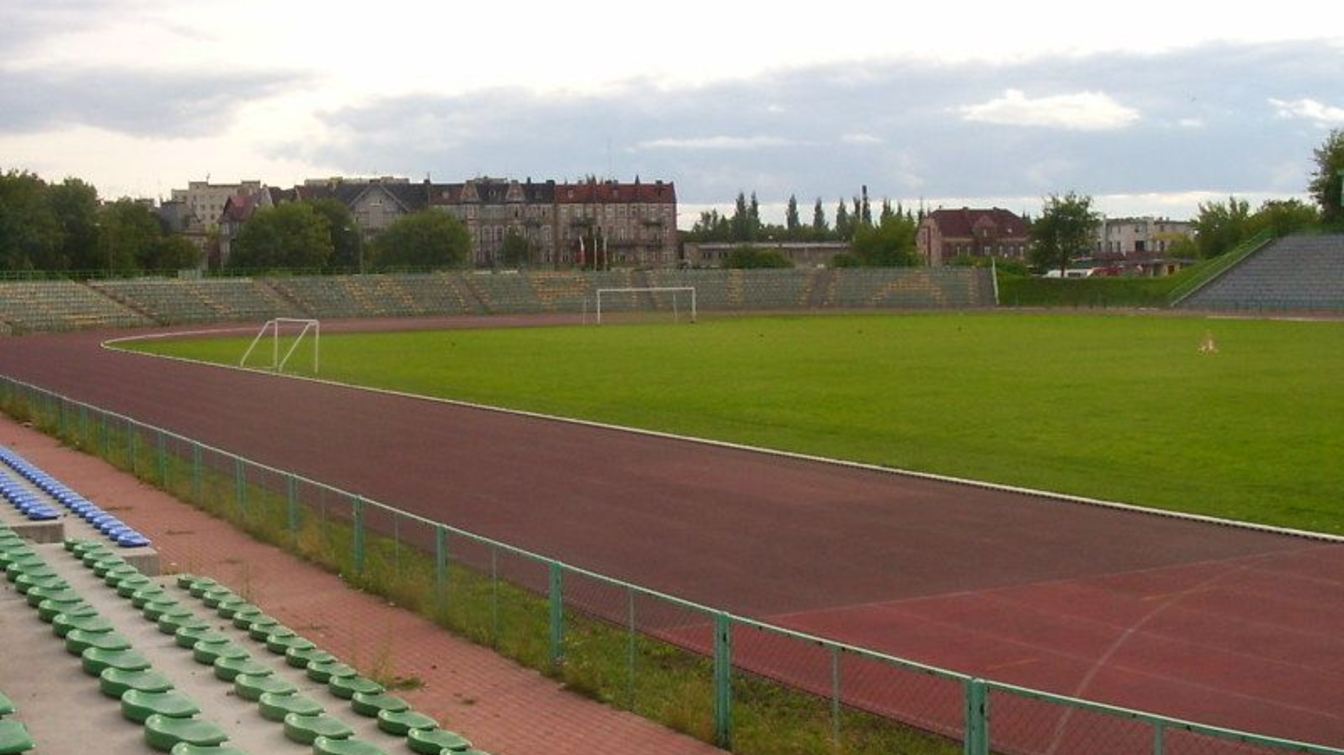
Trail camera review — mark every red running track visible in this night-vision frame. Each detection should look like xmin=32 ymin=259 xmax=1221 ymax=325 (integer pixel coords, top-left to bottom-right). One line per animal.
xmin=1 ymin=320 xmax=1341 ymax=751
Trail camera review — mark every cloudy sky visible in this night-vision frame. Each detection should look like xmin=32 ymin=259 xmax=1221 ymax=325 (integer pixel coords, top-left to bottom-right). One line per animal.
xmin=3 ymin=1 xmax=1342 ymax=226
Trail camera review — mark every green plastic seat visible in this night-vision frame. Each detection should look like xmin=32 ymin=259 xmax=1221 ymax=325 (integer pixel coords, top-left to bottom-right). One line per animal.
xmin=215 ymin=597 xmax=250 ymax=619
xmin=349 ymin=692 xmax=408 ymax=717
xmin=0 ymin=719 xmax=34 ymax=754
xmin=212 ymin=656 xmax=273 ymax=682
xmin=282 ymin=713 xmax=352 ymax=745
xmin=285 ymin=647 xmax=335 ymax=669
xmin=82 ymin=647 xmax=151 ymax=676
xmin=0 ymin=691 xmax=13 ymax=716
xmin=54 ymin=613 xmax=112 ymax=638
xmin=69 ymin=539 xmax=106 ymax=554
xmin=91 ymin=558 xmax=129 ymax=577
xmin=100 ymin=668 xmax=175 ymax=698
xmin=143 ymin=714 xmax=228 ymax=752
xmin=174 ymin=573 xmax=202 ymax=589
xmin=233 ymin=674 xmax=296 ymax=702
xmin=329 ymin=675 xmax=383 ymax=700
xmin=187 ymin=579 xmax=220 ymax=597
xmin=228 ymin=606 xmax=263 ymax=629
xmin=116 ymin=574 xmax=155 ymax=597
xmin=306 ymin=660 xmax=357 ymax=684
xmin=245 ymin=616 xmax=279 ymax=639
xmin=265 ymin=633 xmax=312 ymax=655
xmin=192 ymin=639 xmax=249 ymax=666
xmin=103 ymin=564 xmax=142 ymax=585
xmin=201 ymin=586 xmax=235 ymax=608
xmin=143 ymin=597 xmax=183 ymax=621
xmin=81 ymin=551 xmax=118 ymax=568
xmin=174 ymin=625 xmax=217 ymax=649
xmin=133 ymin=585 xmax=170 ymax=608
xmin=407 ymin=728 xmax=473 ymax=754
xmin=14 ymin=573 xmax=66 ymax=595
xmin=122 ymin=689 xmax=201 ymax=723
xmin=259 ymin=692 xmax=323 ymax=722
xmin=159 ymin=612 xmax=207 ymax=635
xmin=28 ymin=584 xmax=82 ymax=608
xmin=7 ymin=564 xmax=56 ymax=583
xmin=66 ymin=628 xmax=131 ymax=655
xmin=313 ymin=736 xmax=388 ymax=755
xmin=376 ymin=709 xmax=437 ymax=736
xmin=169 ymin=744 xmax=249 ymax=755
xmin=38 ymin=598 xmax=94 ymax=622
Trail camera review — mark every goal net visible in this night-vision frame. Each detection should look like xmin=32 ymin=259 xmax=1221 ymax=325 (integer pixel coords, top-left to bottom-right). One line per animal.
xmin=594 ymin=287 xmax=696 ymax=325
xmin=240 ymin=318 xmax=320 ymax=374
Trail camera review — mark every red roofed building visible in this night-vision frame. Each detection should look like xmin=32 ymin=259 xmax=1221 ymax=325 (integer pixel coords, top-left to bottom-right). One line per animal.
xmin=917 ymin=208 xmax=1030 ymax=266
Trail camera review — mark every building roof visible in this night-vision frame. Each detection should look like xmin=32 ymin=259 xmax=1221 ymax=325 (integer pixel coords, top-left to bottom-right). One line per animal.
xmin=925 ymin=207 xmax=1029 ymax=238
xmin=555 ymin=180 xmax=676 ymax=204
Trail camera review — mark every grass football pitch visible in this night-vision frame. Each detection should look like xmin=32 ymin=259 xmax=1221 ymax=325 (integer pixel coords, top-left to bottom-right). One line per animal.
xmin=123 ymin=312 xmax=1344 ymax=535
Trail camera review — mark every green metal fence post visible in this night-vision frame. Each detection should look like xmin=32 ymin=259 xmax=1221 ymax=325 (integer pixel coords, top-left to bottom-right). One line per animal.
xmin=100 ymin=413 xmax=108 ymax=458
xmin=1153 ymin=721 xmax=1165 ymax=755
xmin=548 ymin=562 xmax=565 ymax=670
xmin=287 ymin=474 xmax=299 ymax=537
xmin=192 ymin=444 xmax=202 ymax=504
xmin=434 ymin=525 xmax=448 ymax=599
xmin=964 ymin=678 xmax=989 ymax=755
xmin=57 ymin=397 xmax=66 ymax=439
xmin=831 ymin=645 xmax=842 ymax=746
xmin=128 ymin=420 xmax=138 ymax=474
xmin=234 ymin=457 xmax=246 ymax=517
xmin=156 ymin=430 xmax=167 ymax=486
xmin=352 ymin=497 xmax=365 ymax=575
xmin=713 ymin=612 xmax=733 ymax=750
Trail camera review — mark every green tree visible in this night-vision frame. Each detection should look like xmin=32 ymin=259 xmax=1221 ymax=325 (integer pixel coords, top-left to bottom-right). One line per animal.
xmin=730 ymin=192 xmax=752 ymax=241
xmin=724 ymin=245 xmax=792 ymax=268
xmin=0 ymin=170 xmax=61 ymax=271
xmin=748 ymin=192 xmax=762 ymax=240
xmin=785 ymin=195 xmax=800 ymax=236
xmin=850 ymin=212 xmax=920 ymax=266
xmin=144 ymin=235 xmax=201 ymax=272
xmin=1308 ymin=128 xmax=1344 ymax=225
xmin=370 ymin=210 xmax=470 ymax=269
xmin=811 ymin=198 xmax=827 ymax=237
xmin=1191 ymin=196 xmax=1251 ymax=258
xmin=834 ymin=199 xmax=852 ymax=240
xmin=1249 ymin=198 xmax=1319 ymax=238
xmin=500 ymin=229 xmax=532 ymax=268
xmin=1030 ymin=192 xmax=1100 ymax=276
xmin=305 ymin=198 xmax=363 ymax=271
xmin=48 ymin=178 xmax=101 ymax=270
xmin=230 ymin=202 xmax=333 ymax=270
xmin=688 ymin=209 xmax=731 ymax=241
xmin=97 ymin=199 xmax=163 ymax=273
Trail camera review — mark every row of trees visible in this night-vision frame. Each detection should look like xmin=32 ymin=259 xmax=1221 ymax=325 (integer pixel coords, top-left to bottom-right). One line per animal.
xmin=691 ymin=186 xmax=924 ymax=268
xmin=228 ymin=203 xmax=472 ymax=271
xmin=0 ymin=171 xmax=198 ymax=274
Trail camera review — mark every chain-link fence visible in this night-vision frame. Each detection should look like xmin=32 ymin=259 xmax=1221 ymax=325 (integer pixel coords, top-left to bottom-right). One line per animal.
xmin=2 ymin=374 xmax=1340 ymax=755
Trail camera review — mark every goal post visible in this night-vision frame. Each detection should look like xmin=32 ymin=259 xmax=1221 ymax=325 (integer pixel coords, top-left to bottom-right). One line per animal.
xmin=240 ymin=318 xmax=320 ymax=374
xmin=595 ymin=287 xmax=696 ymax=324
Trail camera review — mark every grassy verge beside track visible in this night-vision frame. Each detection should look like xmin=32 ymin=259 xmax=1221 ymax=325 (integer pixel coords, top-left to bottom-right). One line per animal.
xmin=122 ymin=312 xmax=1344 ymax=535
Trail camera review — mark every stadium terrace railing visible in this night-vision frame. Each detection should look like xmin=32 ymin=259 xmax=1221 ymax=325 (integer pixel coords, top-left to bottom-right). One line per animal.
xmin=1 ymin=373 xmax=1340 ymax=755
xmin=1167 ymin=230 xmax=1274 ymax=307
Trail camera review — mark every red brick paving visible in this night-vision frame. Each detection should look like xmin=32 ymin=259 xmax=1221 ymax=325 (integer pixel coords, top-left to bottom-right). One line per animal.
xmin=0 ymin=414 xmax=721 ymax=755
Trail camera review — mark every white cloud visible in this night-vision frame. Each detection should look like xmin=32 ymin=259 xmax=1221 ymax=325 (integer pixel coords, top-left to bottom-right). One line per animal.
xmin=1177 ymin=118 xmax=1205 ymax=129
xmin=959 ymin=89 xmax=1140 ymax=131
xmin=635 ymin=136 xmax=798 ymax=150
xmin=1269 ymin=98 xmax=1344 ymax=126
xmin=841 ymin=133 xmax=883 ymax=145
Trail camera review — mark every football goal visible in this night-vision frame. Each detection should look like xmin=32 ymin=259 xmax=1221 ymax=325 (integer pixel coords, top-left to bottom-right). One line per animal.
xmin=240 ymin=318 xmax=320 ymax=374
xmin=594 ymin=287 xmax=696 ymax=324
